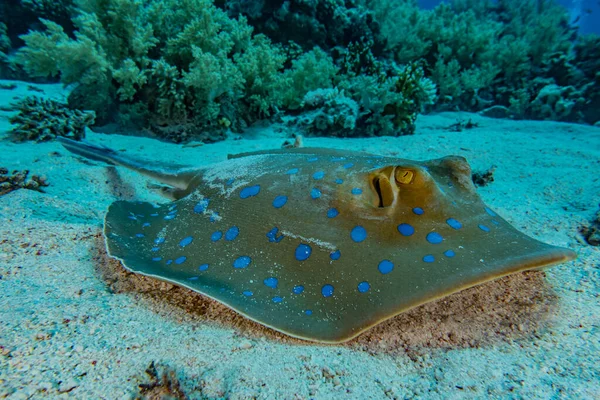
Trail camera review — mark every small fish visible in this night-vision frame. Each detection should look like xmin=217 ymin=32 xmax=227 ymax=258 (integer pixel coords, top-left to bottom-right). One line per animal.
xmin=59 ymin=138 xmax=576 ymax=343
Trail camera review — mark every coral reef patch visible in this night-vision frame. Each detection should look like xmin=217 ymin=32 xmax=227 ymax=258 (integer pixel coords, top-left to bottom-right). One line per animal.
xmin=0 ymin=167 xmax=48 ymax=196
xmin=8 ymin=96 xmax=94 ymax=142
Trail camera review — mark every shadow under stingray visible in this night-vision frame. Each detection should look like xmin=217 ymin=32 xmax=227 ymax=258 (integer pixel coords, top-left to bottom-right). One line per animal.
xmin=91 ymin=233 xmax=558 ymax=353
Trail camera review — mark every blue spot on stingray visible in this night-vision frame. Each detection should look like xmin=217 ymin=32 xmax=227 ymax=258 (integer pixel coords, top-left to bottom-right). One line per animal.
xmin=444 ymin=250 xmax=455 ymax=258
xmin=135 ymin=233 xmax=145 ymax=238
xmin=226 ymin=178 xmax=235 ymax=186
xmin=331 ymin=157 xmax=346 ymax=161
xmin=188 ymin=276 xmax=198 ymax=281
xmin=447 ymin=218 xmax=462 ymax=230
xmin=423 ymin=255 xmax=435 ymax=263
xmin=168 ymin=209 xmax=177 ymax=215
xmin=351 ymin=226 xmax=367 ymax=242
xmin=343 ymin=163 xmax=354 ymax=169
xmin=128 ymin=215 xmax=137 ymax=220
xmin=426 ymin=232 xmax=444 ymax=244
xmin=413 ymin=207 xmax=424 ymax=215
xmin=293 ymin=285 xmax=305 ymax=294
xmin=142 ymin=222 xmax=151 ymax=227
xmin=321 ymin=284 xmax=334 ymax=298
xmin=327 ymin=208 xmax=339 ymax=218
xmin=286 ymin=168 xmax=299 ymax=175
xmin=311 ymin=188 xmax=321 ymax=199
xmin=492 ymin=219 xmax=500 ymax=225
xmin=150 ymin=213 xmax=159 ymax=217
xmin=166 ymin=260 xmax=173 ymax=265
xmin=378 ymin=260 xmax=394 ymax=274
xmin=198 ymin=263 xmax=209 ymax=271
xmin=266 ymin=227 xmax=285 ymax=243
xmin=330 ymin=250 xmax=341 ymax=260
xmin=233 ymin=256 xmax=251 ymax=269
xmin=307 ymin=157 xmax=318 ymax=162
xmin=164 ymin=214 xmax=175 ymax=220
xmin=209 ymin=212 xmax=219 ymax=222
xmin=358 ymin=282 xmax=370 ymax=293
xmin=151 ymin=247 xmax=160 ymax=252
xmin=397 ymin=223 xmax=415 ymax=236
xmin=484 ymin=207 xmax=497 ymax=217
xmin=240 ymin=185 xmax=260 ymax=199
xmin=211 ymin=231 xmax=223 ymax=242
xmin=479 ymin=224 xmax=491 ymax=232
xmin=264 ymin=277 xmax=278 ymax=288
xmin=295 ymin=243 xmax=312 ymax=261
xmin=225 ymin=226 xmax=239 ymax=241
xmin=351 ymin=188 xmax=363 ymax=195
xmin=175 ymin=256 xmax=187 ymax=265
xmin=272 ymin=296 xmax=283 ymax=303
xmin=273 ymin=195 xmax=288 ymax=208
xmin=305 ymin=310 xmax=313 ymax=316
xmin=335 ymin=178 xmax=343 ymax=184
xmin=313 ymin=171 xmax=325 ymax=180
xmin=152 ymin=257 xmax=162 ymax=262
xmin=243 ymin=290 xmax=253 ymax=297
xmin=193 ymin=199 xmax=210 ymax=213
xmin=179 ymin=236 xmax=193 ymax=247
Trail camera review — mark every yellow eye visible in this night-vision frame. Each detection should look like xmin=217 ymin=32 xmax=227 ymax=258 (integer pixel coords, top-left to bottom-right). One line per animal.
xmin=395 ymin=169 xmax=414 ymax=184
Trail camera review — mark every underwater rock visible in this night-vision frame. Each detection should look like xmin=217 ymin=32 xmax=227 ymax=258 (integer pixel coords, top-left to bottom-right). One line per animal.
xmin=479 ymin=105 xmax=512 ymax=119
xmin=9 ymin=96 xmax=95 ymax=142
xmin=0 ymin=167 xmax=48 ymax=196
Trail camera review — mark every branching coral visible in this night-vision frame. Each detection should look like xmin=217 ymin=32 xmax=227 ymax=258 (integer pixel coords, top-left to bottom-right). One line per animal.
xmin=220 ymin=0 xmax=385 ymax=55
xmin=298 ymin=88 xmax=359 ymax=136
xmin=9 ymin=96 xmax=95 ymax=142
xmin=338 ymin=62 xmax=436 ymax=136
xmin=366 ymin=0 xmax=579 ymax=116
xmin=15 ymin=0 xmax=286 ymax=141
xmin=0 ymin=167 xmax=49 ymax=196
xmin=293 ymin=61 xmax=436 ymax=137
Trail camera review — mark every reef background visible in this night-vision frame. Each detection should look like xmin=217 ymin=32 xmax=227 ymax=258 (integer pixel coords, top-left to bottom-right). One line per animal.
xmin=0 ymin=81 xmax=598 ymax=398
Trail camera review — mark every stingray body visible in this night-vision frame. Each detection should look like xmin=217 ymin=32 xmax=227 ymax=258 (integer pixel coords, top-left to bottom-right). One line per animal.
xmin=59 ymin=138 xmax=576 ymax=343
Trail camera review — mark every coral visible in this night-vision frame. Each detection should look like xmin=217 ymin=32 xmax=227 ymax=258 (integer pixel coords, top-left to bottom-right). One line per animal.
xmin=367 ymin=0 xmax=577 ymax=114
xmin=339 ymin=62 xmax=436 ymax=136
xmin=8 ymin=96 xmax=95 ymax=142
xmin=471 ymin=165 xmax=497 ymax=187
xmin=0 ymin=22 xmax=14 ymax=77
xmin=138 ymin=361 xmax=187 ymax=399
xmin=0 ymin=22 xmax=9 ymax=55
xmin=14 ymin=0 xmax=286 ymax=141
xmin=444 ymin=118 xmax=479 ymax=132
xmin=298 ymin=88 xmax=359 ymax=136
xmin=280 ymin=47 xmax=338 ymax=109
xmin=0 ymin=167 xmax=49 ymax=196
xmin=293 ymin=62 xmax=436 ymax=137
xmin=529 ymin=84 xmax=582 ymax=121
xmin=221 ymin=0 xmax=385 ymax=55
xmin=579 ymin=205 xmax=600 ymax=246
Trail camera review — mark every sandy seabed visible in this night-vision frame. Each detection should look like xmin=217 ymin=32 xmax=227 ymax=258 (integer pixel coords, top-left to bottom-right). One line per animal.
xmin=0 ymin=81 xmax=599 ymax=399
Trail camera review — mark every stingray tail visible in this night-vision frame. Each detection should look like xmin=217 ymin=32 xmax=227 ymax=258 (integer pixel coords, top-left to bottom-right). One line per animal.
xmin=57 ymin=137 xmax=191 ymax=190
xmin=57 ymin=136 xmax=122 ymax=165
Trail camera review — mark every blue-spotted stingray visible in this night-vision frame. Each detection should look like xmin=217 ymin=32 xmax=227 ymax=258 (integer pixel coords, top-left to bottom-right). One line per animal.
xmin=59 ymin=138 xmax=576 ymax=343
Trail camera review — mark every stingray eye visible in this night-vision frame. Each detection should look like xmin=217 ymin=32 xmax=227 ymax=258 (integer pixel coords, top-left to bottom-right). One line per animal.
xmin=395 ymin=168 xmax=415 ymax=185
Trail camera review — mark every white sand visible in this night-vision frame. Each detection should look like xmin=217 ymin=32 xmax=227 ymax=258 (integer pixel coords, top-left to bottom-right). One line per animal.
xmin=0 ymin=81 xmax=599 ymax=399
